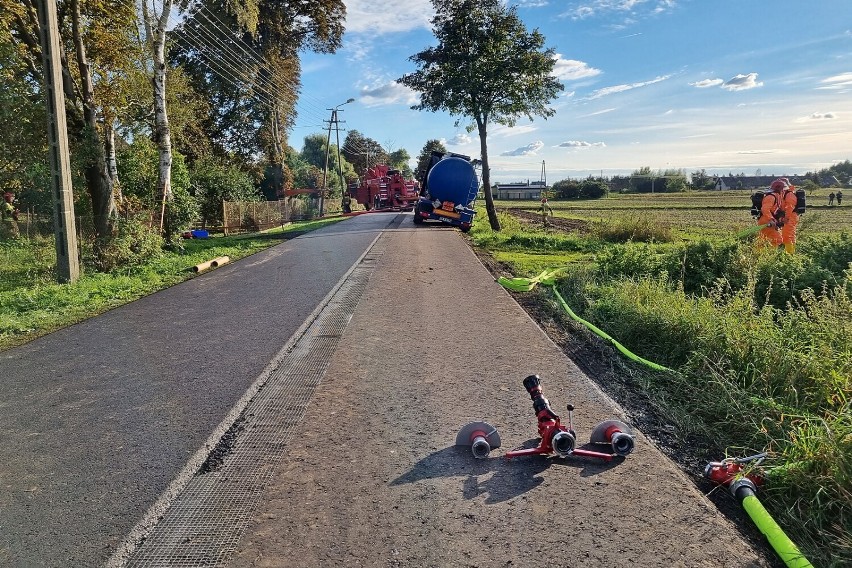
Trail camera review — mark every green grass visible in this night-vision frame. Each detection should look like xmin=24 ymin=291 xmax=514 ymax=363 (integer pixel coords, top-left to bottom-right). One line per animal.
xmin=472 ymin=197 xmax=852 ymax=567
xmin=0 ymin=218 xmax=342 ymax=351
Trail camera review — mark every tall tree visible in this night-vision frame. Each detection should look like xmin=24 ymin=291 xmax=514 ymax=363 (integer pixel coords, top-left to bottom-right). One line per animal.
xmin=388 ymin=148 xmax=412 ymax=177
xmin=300 ymin=133 xmax=353 ymax=191
xmin=399 ymin=0 xmax=562 ymax=230
xmin=341 ymin=130 xmax=388 ymax=176
xmin=140 ymin=0 xmax=175 ymax=234
xmin=171 ymin=0 xmax=344 ymax=176
xmin=5 ymin=0 xmax=138 ymax=240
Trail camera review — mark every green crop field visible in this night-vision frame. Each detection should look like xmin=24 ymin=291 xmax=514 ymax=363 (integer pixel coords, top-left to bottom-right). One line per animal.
xmin=472 ymin=193 xmax=852 ymax=568
xmin=495 ymin=189 xmax=852 ymax=236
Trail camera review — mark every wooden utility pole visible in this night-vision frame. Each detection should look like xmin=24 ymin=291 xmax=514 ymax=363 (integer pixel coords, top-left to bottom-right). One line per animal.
xmin=36 ymin=0 xmax=80 ymax=283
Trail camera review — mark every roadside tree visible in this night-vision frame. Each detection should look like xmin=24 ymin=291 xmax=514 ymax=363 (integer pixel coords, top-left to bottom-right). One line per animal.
xmin=341 ymin=130 xmax=388 ymax=176
xmin=399 ymin=0 xmax=562 ymax=230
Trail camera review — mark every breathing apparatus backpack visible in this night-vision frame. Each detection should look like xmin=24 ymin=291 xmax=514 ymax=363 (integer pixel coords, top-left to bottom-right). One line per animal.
xmin=792 ymin=188 xmax=806 ymax=214
xmin=750 ymin=191 xmax=767 ymax=218
xmin=750 ymin=188 xmax=806 ymax=218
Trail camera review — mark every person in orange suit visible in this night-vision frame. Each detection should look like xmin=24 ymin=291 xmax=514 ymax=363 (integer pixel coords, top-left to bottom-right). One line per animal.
xmin=757 ymin=180 xmax=784 ymax=248
xmin=777 ymin=178 xmax=800 ymax=254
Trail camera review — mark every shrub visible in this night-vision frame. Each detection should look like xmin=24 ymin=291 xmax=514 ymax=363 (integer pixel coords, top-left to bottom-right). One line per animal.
xmin=595 ymin=242 xmax=666 ymax=279
xmin=661 ymin=240 xmax=742 ymax=294
xmin=190 ymin=157 xmax=260 ymax=227
xmin=92 ymin=215 xmax=163 ymax=272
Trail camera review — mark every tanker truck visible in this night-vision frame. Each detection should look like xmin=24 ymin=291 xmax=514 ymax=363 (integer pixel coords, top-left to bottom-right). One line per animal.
xmin=412 ymin=151 xmax=479 ymax=233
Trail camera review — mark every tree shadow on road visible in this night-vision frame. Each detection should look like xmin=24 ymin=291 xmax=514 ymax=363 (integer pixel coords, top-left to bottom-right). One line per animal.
xmin=390 ymin=440 xmax=625 ymax=504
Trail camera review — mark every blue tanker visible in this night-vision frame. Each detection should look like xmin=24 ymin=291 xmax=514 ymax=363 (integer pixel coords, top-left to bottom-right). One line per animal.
xmin=412 ymin=151 xmax=478 ymax=232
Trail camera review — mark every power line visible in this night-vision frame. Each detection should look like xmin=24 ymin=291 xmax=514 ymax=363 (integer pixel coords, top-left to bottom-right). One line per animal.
xmin=168 ymin=13 xmax=291 ymax=113
xmin=191 ymin=4 xmax=330 ymax=120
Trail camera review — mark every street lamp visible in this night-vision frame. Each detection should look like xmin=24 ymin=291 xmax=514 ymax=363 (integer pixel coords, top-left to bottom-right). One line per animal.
xmin=321 ymin=98 xmax=355 ymax=216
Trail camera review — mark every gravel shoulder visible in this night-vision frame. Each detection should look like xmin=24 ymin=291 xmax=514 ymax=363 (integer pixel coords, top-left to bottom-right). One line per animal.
xmin=229 ymin=223 xmax=768 ymax=568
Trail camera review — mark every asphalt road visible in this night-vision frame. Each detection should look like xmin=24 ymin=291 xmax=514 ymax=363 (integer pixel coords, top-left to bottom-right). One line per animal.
xmin=0 ymin=212 xmax=404 ymax=567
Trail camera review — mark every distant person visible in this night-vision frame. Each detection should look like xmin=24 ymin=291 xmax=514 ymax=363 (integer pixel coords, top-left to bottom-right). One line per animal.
xmin=538 ymin=196 xmax=553 ymax=226
xmin=837 ymin=191 xmax=843 ymax=205
xmin=828 ymin=192 xmax=835 ymax=205
xmin=1 ymin=191 xmax=20 ymax=238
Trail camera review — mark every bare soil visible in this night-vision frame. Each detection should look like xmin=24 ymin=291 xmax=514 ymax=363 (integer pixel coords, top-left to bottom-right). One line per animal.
xmin=501 ymin=208 xmax=592 ymax=233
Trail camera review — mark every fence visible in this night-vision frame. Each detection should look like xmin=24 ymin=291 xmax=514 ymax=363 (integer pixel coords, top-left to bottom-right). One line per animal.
xmin=0 ymin=209 xmax=55 ymax=240
xmin=222 ymin=197 xmax=330 ymax=236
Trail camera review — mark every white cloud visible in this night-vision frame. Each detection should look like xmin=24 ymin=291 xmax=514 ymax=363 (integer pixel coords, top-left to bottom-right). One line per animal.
xmin=359 ymin=81 xmax=419 ymax=107
xmin=690 ymin=78 xmax=724 ymax=88
xmin=447 ymin=133 xmax=472 ymax=145
xmin=345 ymin=0 xmax=432 ymax=35
xmin=552 ymin=55 xmax=602 ymax=81
xmin=584 ymin=107 xmax=617 ymax=116
xmin=588 ymin=74 xmax=671 ymax=99
xmin=490 ymin=124 xmax=538 ymax=137
xmin=721 ymin=73 xmax=763 ymax=91
xmin=501 ymin=141 xmax=545 ymax=156
xmin=516 ymin=0 xmax=550 ymax=7
xmin=737 ymin=149 xmax=778 ymax=155
xmin=562 ymin=0 xmax=676 ymax=20
xmin=558 ymin=140 xmax=606 ymax=148
xmin=817 ymin=72 xmax=852 ymax=90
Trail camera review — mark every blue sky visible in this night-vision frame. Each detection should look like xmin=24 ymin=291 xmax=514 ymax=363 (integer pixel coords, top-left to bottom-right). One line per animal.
xmin=294 ymin=0 xmax=852 ymax=183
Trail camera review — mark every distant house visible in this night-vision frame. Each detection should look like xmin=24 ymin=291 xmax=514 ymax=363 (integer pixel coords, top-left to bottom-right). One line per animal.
xmin=821 ymin=175 xmax=842 ymax=187
xmin=494 ymin=180 xmax=546 ymax=200
xmin=713 ymin=175 xmax=809 ymax=190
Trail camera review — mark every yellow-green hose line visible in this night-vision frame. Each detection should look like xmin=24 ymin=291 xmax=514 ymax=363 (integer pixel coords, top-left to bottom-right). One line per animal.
xmin=736 ymin=223 xmax=770 ymax=238
xmin=496 ymin=270 xmax=671 ymax=372
xmin=733 ymin=484 xmax=813 ymax=568
xmin=550 ymin=286 xmax=672 ymax=372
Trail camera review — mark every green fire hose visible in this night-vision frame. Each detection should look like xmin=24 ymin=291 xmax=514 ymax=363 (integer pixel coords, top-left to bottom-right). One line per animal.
xmin=497 ymin=270 xmax=672 ymax=372
xmin=731 ymin=479 xmax=814 ymax=568
xmin=736 ymin=223 xmax=770 ymax=238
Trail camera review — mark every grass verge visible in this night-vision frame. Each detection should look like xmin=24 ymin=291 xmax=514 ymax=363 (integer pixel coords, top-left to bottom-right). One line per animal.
xmin=471 ymin=203 xmax=851 ymax=568
xmin=0 ymin=218 xmax=342 ymax=351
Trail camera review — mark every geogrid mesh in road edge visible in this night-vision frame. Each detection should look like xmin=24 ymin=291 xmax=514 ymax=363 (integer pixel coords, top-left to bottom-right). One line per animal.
xmin=122 ymin=237 xmax=387 ymax=567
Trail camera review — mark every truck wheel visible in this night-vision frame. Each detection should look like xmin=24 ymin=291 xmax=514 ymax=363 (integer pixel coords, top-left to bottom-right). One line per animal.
xmin=460 ymin=226 xmax=470 ymax=233
xmin=413 ymin=212 xmax=424 ymax=224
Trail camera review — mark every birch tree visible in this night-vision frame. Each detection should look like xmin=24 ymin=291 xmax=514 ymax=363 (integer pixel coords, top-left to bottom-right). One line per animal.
xmin=140 ymin=0 xmax=174 ymax=235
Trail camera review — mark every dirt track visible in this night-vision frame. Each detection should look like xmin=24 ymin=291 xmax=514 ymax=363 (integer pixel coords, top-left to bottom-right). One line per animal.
xmin=229 ymin=223 xmax=768 ymax=567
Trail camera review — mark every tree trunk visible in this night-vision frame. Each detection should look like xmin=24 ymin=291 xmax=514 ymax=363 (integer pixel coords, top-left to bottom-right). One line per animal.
xmin=477 ymin=117 xmax=500 ymax=231
xmin=71 ymin=0 xmax=114 ymax=238
xmin=144 ymin=0 xmax=173 ymax=238
xmin=104 ymin=119 xmax=122 ymax=213
xmin=272 ymin=106 xmax=285 ymax=197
